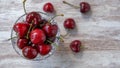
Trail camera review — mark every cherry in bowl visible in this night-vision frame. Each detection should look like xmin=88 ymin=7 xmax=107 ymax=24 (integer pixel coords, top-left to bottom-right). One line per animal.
xmin=11 ymin=12 xmax=60 ymax=61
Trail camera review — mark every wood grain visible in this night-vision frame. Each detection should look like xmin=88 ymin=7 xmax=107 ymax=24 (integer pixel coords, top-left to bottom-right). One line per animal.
xmin=0 ymin=0 xmax=120 ymax=68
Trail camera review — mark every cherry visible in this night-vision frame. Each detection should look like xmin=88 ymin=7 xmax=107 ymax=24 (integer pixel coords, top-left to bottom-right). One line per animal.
xmin=17 ymin=38 xmax=29 ymax=49
xmin=43 ymin=2 xmax=54 ymax=13
xmin=26 ymin=12 xmax=41 ymax=25
xmin=37 ymin=44 xmax=52 ymax=56
xmin=42 ymin=23 xmax=58 ymax=37
xmin=64 ymin=18 xmax=75 ymax=29
xmin=30 ymin=29 xmax=46 ymax=44
xmin=13 ymin=22 xmax=29 ymax=38
xmin=63 ymin=1 xmax=90 ymax=13
xmin=80 ymin=2 xmax=90 ymax=13
xmin=70 ymin=40 xmax=81 ymax=53
xmin=22 ymin=46 xmax=38 ymax=59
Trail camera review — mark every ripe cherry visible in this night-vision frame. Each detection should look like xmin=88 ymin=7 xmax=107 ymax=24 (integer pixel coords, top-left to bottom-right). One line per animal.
xmin=42 ymin=23 xmax=58 ymax=37
xmin=17 ymin=38 xmax=29 ymax=49
xmin=26 ymin=12 xmax=41 ymax=25
xmin=70 ymin=40 xmax=81 ymax=53
xmin=43 ymin=2 xmax=54 ymax=13
xmin=30 ymin=29 xmax=46 ymax=44
xmin=22 ymin=46 xmax=38 ymax=59
xmin=80 ymin=2 xmax=90 ymax=13
xmin=64 ymin=18 xmax=75 ymax=29
xmin=63 ymin=1 xmax=90 ymax=13
xmin=37 ymin=44 xmax=52 ymax=56
xmin=13 ymin=22 xmax=29 ymax=38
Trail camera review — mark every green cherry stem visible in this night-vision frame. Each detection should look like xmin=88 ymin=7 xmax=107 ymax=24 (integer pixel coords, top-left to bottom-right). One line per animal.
xmin=26 ymin=23 xmax=33 ymax=39
xmin=63 ymin=1 xmax=80 ymax=9
xmin=47 ymin=40 xmax=58 ymax=47
xmin=23 ymin=0 xmax=27 ymax=14
xmin=48 ymin=14 xmax=64 ymax=23
xmin=5 ymin=36 xmax=17 ymax=41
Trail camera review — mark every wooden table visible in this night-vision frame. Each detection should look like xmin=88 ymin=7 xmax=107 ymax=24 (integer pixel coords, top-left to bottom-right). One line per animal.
xmin=0 ymin=0 xmax=120 ymax=68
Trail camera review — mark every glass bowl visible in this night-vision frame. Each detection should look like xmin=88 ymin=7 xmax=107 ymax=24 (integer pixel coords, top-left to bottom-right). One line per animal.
xmin=11 ymin=12 xmax=60 ymax=61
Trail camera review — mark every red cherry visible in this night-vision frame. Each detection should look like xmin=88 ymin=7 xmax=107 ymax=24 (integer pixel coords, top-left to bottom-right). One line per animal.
xmin=13 ymin=22 xmax=29 ymax=38
xmin=22 ymin=46 xmax=38 ymax=59
xmin=70 ymin=40 xmax=81 ymax=53
xmin=42 ymin=23 xmax=58 ymax=37
xmin=80 ymin=2 xmax=90 ymax=13
xmin=37 ymin=44 xmax=52 ymax=56
xmin=26 ymin=12 xmax=41 ymax=25
xmin=64 ymin=18 xmax=75 ymax=29
xmin=17 ymin=38 xmax=29 ymax=49
xmin=30 ymin=29 xmax=46 ymax=44
xmin=43 ymin=2 xmax=54 ymax=13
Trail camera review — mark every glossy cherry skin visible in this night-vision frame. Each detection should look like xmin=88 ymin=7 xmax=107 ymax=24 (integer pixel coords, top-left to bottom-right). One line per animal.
xmin=80 ymin=2 xmax=90 ymax=13
xmin=17 ymin=38 xmax=29 ymax=49
xmin=22 ymin=46 xmax=38 ymax=59
xmin=42 ymin=23 xmax=58 ymax=37
xmin=64 ymin=18 xmax=75 ymax=29
xmin=43 ymin=2 xmax=54 ymax=13
xmin=70 ymin=40 xmax=81 ymax=53
xmin=30 ymin=29 xmax=46 ymax=44
xmin=13 ymin=22 xmax=29 ymax=38
xmin=26 ymin=12 xmax=41 ymax=25
xmin=37 ymin=44 xmax=52 ymax=56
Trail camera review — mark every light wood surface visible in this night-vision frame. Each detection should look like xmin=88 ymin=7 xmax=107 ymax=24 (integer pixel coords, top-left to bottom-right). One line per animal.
xmin=0 ymin=0 xmax=120 ymax=68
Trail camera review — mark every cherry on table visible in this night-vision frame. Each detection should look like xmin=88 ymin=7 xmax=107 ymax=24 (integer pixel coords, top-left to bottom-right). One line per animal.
xmin=64 ymin=18 xmax=76 ymax=29
xmin=22 ymin=46 xmax=38 ymax=59
xmin=43 ymin=2 xmax=55 ymax=13
xmin=63 ymin=1 xmax=90 ymax=13
xmin=70 ymin=40 xmax=81 ymax=53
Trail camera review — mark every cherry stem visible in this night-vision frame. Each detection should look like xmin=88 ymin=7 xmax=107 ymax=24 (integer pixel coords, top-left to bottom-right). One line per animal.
xmin=57 ymin=36 xmax=64 ymax=42
xmin=48 ymin=14 xmax=64 ymax=23
xmin=5 ymin=36 xmax=17 ymax=41
xmin=26 ymin=23 xmax=33 ymax=39
xmin=47 ymin=40 xmax=58 ymax=47
xmin=23 ymin=0 xmax=27 ymax=14
xmin=63 ymin=1 xmax=80 ymax=9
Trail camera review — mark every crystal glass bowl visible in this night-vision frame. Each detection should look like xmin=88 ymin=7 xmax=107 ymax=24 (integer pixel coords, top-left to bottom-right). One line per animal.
xmin=11 ymin=12 xmax=60 ymax=61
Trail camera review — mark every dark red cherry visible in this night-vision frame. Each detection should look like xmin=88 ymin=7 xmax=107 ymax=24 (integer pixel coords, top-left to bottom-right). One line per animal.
xmin=22 ymin=46 xmax=38 ymax=59
xmin=70 ymin=40 xmax=81 ymax=53
xmin=30 ymin=29 xmax=46 ymax=44
xmin=80 ymin=2 xmax=90 ymax=13
xmin=43 ymin=2 xmax=54 ymax=13
xmin=13 ymin=22 xmax=29 ymax=38
xmin=26 ymin=12 xmax=41 ymax=25
xmin=42 ymin=23 xmax=58 ymax=37
xmin=17 ymin=38 xmax=29 ymax=49
xmin=37 ymin=44 xmax=52 ymax=56
xmin=64 ymin=18 xmax=75 ymax=29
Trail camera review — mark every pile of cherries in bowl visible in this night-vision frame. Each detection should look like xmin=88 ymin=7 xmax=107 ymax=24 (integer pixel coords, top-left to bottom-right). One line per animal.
xmin=11 ymin=11 xmax=60 ymax=60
